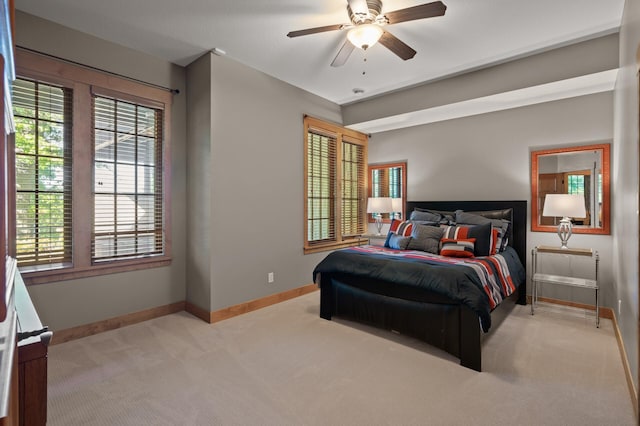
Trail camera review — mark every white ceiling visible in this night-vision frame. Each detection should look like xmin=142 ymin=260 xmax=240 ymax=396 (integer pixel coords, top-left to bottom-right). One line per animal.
xmin=15 ymin=0 xmax=625 ymax=105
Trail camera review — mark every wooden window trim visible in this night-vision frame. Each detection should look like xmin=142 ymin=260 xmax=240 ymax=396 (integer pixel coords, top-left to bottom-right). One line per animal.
xmin=19 ymin=257 xmax=172 ymax=285
xmin=13 ymin=49 xmax=172 ymax=284
xmin=303 ymin=116 xmax=368 ymax=254
xmin=91 ymin=95 xmax=164 ymax=262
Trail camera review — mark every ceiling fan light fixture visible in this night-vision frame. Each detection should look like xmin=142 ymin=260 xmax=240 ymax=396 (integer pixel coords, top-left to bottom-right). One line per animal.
xmin=347 ymin=24 xmax=384 ymax=50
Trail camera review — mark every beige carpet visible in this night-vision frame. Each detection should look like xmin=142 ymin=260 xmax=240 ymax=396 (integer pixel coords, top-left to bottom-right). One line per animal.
xmin=47 ymin=292 xmax=635 ymax=426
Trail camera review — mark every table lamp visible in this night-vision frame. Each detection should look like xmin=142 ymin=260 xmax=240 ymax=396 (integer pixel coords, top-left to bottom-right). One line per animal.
xmin=391 ymin=197 xmax=403 ymax=220
xmin=367 ymin=197 xmax=393 ymax=235
xmin=542 ymin=193 xmax=586 ymax=249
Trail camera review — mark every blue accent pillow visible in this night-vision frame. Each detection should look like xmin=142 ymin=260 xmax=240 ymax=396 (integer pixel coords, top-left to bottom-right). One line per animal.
xmin=388 ymin=234 xmax=411 ymax=250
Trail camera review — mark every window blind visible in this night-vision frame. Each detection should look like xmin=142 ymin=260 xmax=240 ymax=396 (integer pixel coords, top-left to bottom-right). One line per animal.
xmin=92 ymin=95 xmax=164 ymax=262
xmin=12 ymin=78 xmax=73 ymax=266
xmin=389 ymin=166 xmax=401 ymax=198
xmin=341 ymin=139 xmax=365 ymax=237
xmin=306 ymin=128 xmax=336 ymax=245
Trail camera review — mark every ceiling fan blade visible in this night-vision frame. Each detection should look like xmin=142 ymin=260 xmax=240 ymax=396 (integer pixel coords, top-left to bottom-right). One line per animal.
xmin=383 ymin=1 xmax=447 ymax=25
xmin=331 ymin=39 xmax=356 ymax=67
xmin=287 ymin=24 xmax=345 ymax=38
xmin=379 ymin=31 xmax=417 ymax=60
xmin=347 ymin=0 xmax=370 ymax=17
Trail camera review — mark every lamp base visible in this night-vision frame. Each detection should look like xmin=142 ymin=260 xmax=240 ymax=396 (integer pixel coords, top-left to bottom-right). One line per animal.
xmin=557 ymin=217 xmax=573 ymax=249
xmin=375 ymin=217 xmax=383 ymax=235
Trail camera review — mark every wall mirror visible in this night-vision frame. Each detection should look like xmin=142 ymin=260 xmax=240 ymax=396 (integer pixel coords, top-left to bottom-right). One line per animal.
xmin=369 ymin=161 xmax=407 ymax=223
xmin=531 ymin=143 xmax=610 ymax=234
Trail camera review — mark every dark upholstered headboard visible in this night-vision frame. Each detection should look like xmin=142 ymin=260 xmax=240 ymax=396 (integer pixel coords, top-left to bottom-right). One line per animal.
xmin=405 ymin=200 xmax=527 ymax=267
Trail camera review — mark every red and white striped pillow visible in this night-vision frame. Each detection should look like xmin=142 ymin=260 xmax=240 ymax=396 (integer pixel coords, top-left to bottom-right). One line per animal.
xmin=440 ymin=238 xmax=476 ymax=258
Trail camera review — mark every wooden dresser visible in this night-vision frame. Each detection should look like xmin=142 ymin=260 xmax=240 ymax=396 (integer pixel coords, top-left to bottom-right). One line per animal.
xmin=15 ymin=272 xmax=50 ymax=426
xmin=1 ymin=265 xmax=50 ymax=426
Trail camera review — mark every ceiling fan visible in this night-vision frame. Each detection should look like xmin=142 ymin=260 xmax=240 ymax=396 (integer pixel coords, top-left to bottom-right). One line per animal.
xmin=287 ymin=0 xmax=447 ymax=67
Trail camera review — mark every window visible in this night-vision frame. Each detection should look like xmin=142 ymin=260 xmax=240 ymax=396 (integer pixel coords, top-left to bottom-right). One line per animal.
xmin=92 ymin=96 xmax=163 ymax=262
xmin=11 ymin=49 xmax=172 ymax=283
xmin=12 ymin=78 xmax=72 ymax=266
xmin=567 ymin=174 xmax=585 ymax=195
xmin=304 ymin=116 xmax=367 ymax=253
xmin=565 ymin=171 xmax=590 ymax=223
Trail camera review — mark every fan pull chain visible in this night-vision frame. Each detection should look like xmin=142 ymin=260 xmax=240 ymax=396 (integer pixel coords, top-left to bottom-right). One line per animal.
xmin=362 ymin=50 xmax=368 ymax=76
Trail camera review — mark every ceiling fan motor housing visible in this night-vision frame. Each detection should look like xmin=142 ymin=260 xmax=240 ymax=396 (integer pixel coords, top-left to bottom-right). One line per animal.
xmin=348 ymin=0 xmax=384 ymax=24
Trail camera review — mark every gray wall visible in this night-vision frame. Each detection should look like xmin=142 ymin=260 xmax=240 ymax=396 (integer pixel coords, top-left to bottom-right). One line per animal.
xmin=185 ymin=52 xmax=342 ymax=312
xmin=15 ymin=11 xmax=188 ymax=330
xmin=186 ymin=53 xmax=213 ymax=312
xmin=613 ymin=0 xmax=640 ymax=392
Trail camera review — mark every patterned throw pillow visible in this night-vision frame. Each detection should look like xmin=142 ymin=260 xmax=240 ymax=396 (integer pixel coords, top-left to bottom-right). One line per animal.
xmin=441 ymin=222 xmax=492 ymax=256
xmin=440 ymin=238 xmax=476 ymax=258
xmin=384 ymin=219 xmax=414 ymax=248
xmin=497 ymin=220 xmax=511 ymax=252
xmin=454 ymin=210 xmax=510 ymax=252
xmin=487 ymin=219 xmax=510 ymax=253
xmin=490 ymin=228 xmax=499 ymax=255
xmin=390 ymin=220 xmax=413 ymax=236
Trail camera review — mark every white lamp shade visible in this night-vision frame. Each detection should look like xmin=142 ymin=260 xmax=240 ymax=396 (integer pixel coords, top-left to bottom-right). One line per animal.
xmin=542 ymin=194 xmax=586 ymax=218
xmin=347 ymin=24 xmax=384 ymax=50
xmin=367 ymin=197 xmax=393 ymax=213
xmin=391 ymin=197 xmax=403 ymax=213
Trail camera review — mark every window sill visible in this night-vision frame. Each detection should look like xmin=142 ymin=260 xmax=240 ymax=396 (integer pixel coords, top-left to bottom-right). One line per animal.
xmin=304 ymin=238 xmax=368 ymax=255
xmin=21 ymin=256 xmax=172 ymax=285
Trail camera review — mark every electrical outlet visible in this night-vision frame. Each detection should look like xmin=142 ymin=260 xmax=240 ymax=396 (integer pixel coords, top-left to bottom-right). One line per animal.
xmin=268 ymin=272 xmax=274 ymax=283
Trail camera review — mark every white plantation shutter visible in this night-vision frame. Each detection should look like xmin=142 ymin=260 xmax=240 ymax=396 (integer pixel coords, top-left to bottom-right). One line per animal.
xmin=92 ymin=95 xmax=164 ymax=262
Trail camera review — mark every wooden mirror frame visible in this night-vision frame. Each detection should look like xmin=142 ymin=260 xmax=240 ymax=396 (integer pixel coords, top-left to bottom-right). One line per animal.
xmin=368 ymin=161 xmax=407 ymax=224
xmin=531 ymin=143 xmax=610 ymax=235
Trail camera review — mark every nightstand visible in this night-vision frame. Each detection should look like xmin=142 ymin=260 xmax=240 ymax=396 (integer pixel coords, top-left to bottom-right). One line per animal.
xmin=531 ymin=245 xmax=599 ymax=327
xmin=360 ymin=233 xmax=387 ymax=246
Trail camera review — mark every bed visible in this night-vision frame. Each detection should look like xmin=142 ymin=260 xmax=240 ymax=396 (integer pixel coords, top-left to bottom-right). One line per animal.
xmin=313 ymin=200 xmax=527 ymax=371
